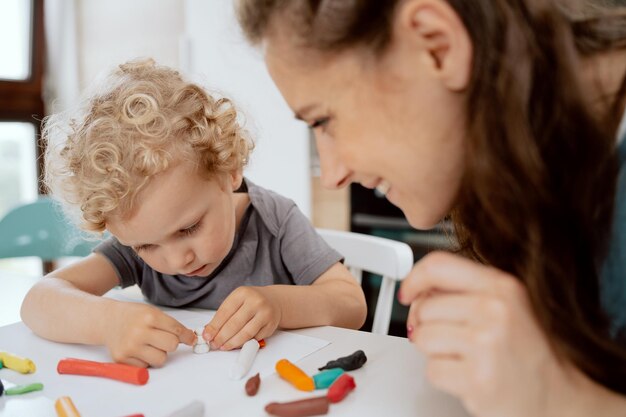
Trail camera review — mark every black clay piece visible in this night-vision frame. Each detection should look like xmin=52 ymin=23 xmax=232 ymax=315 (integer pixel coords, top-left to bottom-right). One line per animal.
xmin=318 ymin=350 xmax=367 ymax=371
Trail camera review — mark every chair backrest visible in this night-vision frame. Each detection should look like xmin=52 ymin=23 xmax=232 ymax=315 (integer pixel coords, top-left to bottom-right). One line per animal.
xmin=317 ymin=228 xmax=414 ymax=335
xmin=0 ymin=197 xmax=98 ymax=261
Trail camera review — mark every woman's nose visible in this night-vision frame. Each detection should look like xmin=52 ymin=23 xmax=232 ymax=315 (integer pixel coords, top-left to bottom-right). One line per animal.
xmin=317 ymin=138 xmax=352 ymax=190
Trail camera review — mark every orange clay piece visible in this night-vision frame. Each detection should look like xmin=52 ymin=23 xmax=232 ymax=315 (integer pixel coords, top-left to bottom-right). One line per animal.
xmin=275 ymin=359 xmax=315 ymax=391
xmin=57 ymin=358 xmax=149 ymax=385
xmin=55 ymin=396 xmax=82 ymax=417
xmin=259 ymin=339 xmax=266 ymax=348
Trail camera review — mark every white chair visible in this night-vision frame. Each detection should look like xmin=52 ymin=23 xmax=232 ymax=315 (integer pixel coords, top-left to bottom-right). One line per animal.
xmin=317 ymin=228 xmax=414 ymax=335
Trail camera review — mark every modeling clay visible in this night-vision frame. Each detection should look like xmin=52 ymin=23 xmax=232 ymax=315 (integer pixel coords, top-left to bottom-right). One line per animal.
xmin=55 ymin=396 xmax=82 ymax=417
xmin=231 ymin=339 xmax=260 ymax=380
xmin=318 ymin=350 xmax=366 ymax=371
xmin=0 ymin=351 xmax=36 ymax=373
xmin=193 ymin=327 xmax=210 ymax=354
xmin=313 ymin=368 xmax=344 ymax=389
xmin=265 ymin=396 xmax=330 ymax=417
xmin=276 ymin=359 xmax=315 ymax=391
xmin=5 ymin=382 xmax=44 ymax=395
xmin=57 ymin=358 xmax=149 ymax=385
xmin=327 ymin=374 xmax=356 ymax=403
xmin=245 ymin=372 xmax=260 ymax=396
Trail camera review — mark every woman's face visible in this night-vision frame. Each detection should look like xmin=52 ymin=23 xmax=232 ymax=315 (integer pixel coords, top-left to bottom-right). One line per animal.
xmin=264 ymin=5 xmax=471 ymax=229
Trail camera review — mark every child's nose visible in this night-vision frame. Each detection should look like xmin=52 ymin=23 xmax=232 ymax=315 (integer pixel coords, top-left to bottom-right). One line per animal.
xmin=171 ymin=246 xmax=196 ymax=271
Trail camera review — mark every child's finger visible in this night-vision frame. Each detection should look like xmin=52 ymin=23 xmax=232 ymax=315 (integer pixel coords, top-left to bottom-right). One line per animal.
xmin=151 ymin=311 xmax=195 ymax=346
xmin=254 ymin=322 xmax=275 ymax=341
xmin=204 ymin=295 xmax=245 ymax=342
xmin=136 ymin=344 xmax=168 ymax=368
xmin=398 ymin=252 xmax=499 ymax=306
xmin=220 ymin=316 xmax=265 ymax=351
xmin=120 ymin=356 xmax=149 ymax=368
xmin=210 ymin=307 xmax=256 ymax=349
xmin=145 ymin=329 xmax=182 ymax=353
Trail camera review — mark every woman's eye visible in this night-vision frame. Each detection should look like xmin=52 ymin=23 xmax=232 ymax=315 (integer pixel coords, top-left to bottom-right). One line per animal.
xmin=309 ymin=117 xmax=330 ymax=130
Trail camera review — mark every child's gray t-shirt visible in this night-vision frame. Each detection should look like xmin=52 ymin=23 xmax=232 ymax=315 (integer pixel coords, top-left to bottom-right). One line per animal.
xmin=94 ymin=179 xmax=343 ymax=309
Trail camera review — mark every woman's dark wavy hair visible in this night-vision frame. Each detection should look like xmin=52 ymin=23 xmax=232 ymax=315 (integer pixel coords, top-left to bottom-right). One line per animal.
xmin=236 ymin=0 xmax=626 ymax=394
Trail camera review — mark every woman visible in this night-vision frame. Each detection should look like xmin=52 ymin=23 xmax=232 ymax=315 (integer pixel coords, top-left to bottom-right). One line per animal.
xmin=236 ymin=1 xmax=626 ymax=416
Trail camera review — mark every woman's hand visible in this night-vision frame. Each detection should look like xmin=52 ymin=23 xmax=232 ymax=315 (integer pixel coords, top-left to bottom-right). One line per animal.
xmin=202 ymin=286 xmax=282 ymax=351
xmin=104 ymin=302 xmax=195 ymax=368
xmin=399 ymin=251 xmax=576 ymax=417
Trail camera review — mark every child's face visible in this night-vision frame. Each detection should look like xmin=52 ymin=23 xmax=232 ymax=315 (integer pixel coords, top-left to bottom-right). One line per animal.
xmin=106 ymin=162 xmax=244 ymax=277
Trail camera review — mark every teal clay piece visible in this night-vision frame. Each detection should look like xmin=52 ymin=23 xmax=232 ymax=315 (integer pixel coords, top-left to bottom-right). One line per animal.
xmin=313 ymin=368 xmax=344 ymax=389
xmin=5 ymin=382 xmax=44 ymax=395
xmin=0 ymin=359 xmax=3 ymax=369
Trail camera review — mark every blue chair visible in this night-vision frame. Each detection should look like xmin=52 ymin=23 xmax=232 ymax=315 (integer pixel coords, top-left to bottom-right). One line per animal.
xmin=0 ymin=197 xmax=100 ymax=270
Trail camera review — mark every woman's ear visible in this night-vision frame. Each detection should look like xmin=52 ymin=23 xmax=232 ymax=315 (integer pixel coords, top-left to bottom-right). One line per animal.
xmin=395 ymin=0 xmax=473 ymax=91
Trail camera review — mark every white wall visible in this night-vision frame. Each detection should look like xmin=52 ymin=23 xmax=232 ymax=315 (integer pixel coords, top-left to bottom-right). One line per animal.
xmin=184 ymin=0 xmax=311 ymax=217
xmin=77 ymin=0 xmax=185 ymax=88
xmin=49 ymin=0 xmax=310 ymax=215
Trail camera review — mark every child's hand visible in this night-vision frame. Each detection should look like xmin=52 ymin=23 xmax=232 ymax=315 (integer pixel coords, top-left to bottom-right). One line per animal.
xmin=104 ymin=302 xmax=195 ymax=368
xmin=202 ymin=286 xmax=282 ymax=351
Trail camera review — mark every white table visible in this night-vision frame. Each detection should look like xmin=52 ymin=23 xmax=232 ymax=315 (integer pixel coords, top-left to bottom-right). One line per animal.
xmin=0 ymin=272 xmax=470 ymax=417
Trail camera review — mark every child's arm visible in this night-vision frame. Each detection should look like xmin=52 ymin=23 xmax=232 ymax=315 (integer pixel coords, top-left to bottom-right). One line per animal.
xmin=203 ymin=262 xmax=367 ymax=350
xmin=20 ymin=254 xmax=195 ymax=367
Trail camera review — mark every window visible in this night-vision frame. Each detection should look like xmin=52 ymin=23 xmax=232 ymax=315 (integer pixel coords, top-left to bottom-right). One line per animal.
xmin=0 ymin=0 xmax=33 ymax=81
xmin=0 ymin=0 xmax=45 ymax=275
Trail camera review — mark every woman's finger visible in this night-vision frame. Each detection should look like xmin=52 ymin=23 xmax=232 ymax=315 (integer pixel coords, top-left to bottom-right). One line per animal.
xmin=424 ymin=355 xmax=470 ymax=397
xmin=399 ymin=251 xmax=502 ymax=305
xmin=417 ymin=293 xmax=486 ymax=325
xmin=413 ymin=322 xmax=470 ymax=357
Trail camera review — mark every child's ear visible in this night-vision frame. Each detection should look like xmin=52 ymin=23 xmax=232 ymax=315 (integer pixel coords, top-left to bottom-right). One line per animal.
xmin=230 ymin=170 xmax=244 ymax=191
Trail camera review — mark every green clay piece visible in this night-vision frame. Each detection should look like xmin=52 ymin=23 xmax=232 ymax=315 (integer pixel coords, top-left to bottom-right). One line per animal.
xmin=313 ymin=368 xmax=344 ymax=389
xmin=0 ymin=359 xmax=3 ymax=369
xmin=5 ymin=382 xmax=44 ymax=395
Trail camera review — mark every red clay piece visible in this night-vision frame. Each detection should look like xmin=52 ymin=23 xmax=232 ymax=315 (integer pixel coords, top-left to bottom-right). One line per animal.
xmin=327 ymin=374 xmax=356 ymax=403
xmin=265 ymin=396 xmax=330 ymax=417
xmin=57 ymin=358 xmax=149 ymax=385
xmin=245 ymin=373 xmax=261 ymax=396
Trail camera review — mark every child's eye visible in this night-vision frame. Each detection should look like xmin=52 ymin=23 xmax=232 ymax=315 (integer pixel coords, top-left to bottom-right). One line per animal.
xmin=180 ymin=221 xmax=202 ymax=236
xmin=134 ymin=244 xmax=154 ymax=253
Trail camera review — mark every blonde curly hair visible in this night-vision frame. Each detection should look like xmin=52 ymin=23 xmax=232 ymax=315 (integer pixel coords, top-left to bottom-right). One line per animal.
xmin=43 ymin=58 xmax=254 ymax=233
